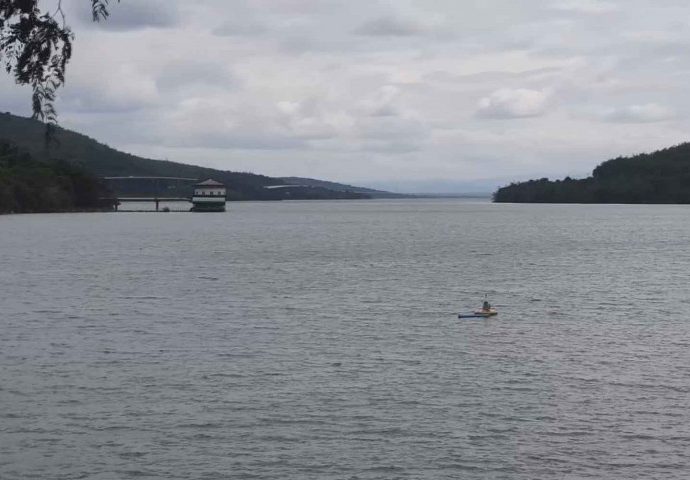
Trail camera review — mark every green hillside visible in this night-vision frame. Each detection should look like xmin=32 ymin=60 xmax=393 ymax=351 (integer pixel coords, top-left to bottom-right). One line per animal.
xmin=494 ymin=143 xmax=690 ymax=204
xmin=0 ymin=142 xmax=113 ymax=214
xmin=0 ymin=113 xmax=369 ymax=201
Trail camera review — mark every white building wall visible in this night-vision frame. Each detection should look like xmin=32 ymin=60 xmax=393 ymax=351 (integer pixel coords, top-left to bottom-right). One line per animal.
xmin=192 ymin=197 xmax=226 ymax=203
xmin=194 ymin=188 xmax=226 ymax=196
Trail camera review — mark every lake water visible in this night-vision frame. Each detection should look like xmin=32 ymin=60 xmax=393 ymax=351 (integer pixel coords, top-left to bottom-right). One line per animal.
xmin=2 ymin=199 xmax=690 ymax=479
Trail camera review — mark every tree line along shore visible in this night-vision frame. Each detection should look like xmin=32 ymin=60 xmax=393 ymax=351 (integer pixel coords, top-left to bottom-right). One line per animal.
xmin=4 ymin=110 xmax=690 ymax=211
xmin=494 ymin=143 xmax=690 ymax=204
xmin=0 ymin=142 xmax=113 ymax=214
xmin=0 ymin=113 xmax=388 ymax=214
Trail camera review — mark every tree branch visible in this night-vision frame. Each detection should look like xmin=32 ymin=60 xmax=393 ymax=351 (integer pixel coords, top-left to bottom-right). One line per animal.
xmin=0 ymin=0 xmax=119 ymax=128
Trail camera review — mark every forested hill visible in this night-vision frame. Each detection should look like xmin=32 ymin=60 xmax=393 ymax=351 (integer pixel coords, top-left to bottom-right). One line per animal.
xmin=0 ymin=142 xmax=113 ymax=214
xmin=494 ymin=143 xmax=690 ymax=204
xmin=0 ymin=113 xmax=370 ymax=201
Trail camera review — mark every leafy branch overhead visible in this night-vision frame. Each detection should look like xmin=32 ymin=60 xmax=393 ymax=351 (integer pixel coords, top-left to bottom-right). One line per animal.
xmin=0 ymin=0 xmax=118 ymax=124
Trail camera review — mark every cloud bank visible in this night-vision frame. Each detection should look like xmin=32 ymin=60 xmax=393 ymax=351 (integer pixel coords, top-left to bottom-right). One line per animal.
xmin=3 ymin=0 xmax=689 ymax=190
xmin=477 ymin=89 xmax=551 ymax=119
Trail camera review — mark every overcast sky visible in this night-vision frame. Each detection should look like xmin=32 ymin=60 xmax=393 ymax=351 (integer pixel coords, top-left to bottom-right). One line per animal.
xmin=3 ymin=0 xmax=690 ymax=191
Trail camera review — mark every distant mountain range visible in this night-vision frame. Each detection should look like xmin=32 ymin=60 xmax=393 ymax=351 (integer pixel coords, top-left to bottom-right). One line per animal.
xmin=279 ymin=177 xmax=411 ymax=199
xmin=0 ymin=113 xmax=399 ymax=201
xmin=364 ymin=178 xmax=497 ymax=196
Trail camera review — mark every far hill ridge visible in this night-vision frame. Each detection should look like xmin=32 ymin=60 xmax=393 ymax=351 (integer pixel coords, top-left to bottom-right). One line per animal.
xmin=0 ymin=112 xmax=392 ymax=201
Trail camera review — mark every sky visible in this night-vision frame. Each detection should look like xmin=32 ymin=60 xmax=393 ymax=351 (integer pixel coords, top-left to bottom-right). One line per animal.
xmin=3 ymin=0 xmax=690 ymax=192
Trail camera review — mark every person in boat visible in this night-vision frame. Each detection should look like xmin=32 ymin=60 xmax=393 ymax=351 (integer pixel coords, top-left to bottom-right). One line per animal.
xmin=482 ymin=300 xmax=491 ymax=312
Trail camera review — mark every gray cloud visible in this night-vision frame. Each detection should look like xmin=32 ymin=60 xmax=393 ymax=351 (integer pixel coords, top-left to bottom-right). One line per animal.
xmin=354 ymin=15 xmax=442 ymax=37
xmin=213 ymin=20 xmax=267 ymax=37
xmin=476 ymin=88 xmax=552 ymax=119
xmin=0 ymin=75 xmax=32 ymax=115
xmin=550 ymin=0 xmax=619 ymax=15
xmin=3 ymin=0 xmax=690 ymax=189
xmin=602 ymin=103 xmax=676 ymax=123
xmin=70 ymin=0 xmax=180 ymax=30
xmin=156 ymin=62 xmax=238 ymax=92
xmin=165 ymin=131 xmax=308 ymax=151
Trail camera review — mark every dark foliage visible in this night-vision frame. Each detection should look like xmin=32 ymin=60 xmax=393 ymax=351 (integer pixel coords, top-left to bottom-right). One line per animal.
xmin=0 ymin=112 xmax=371 ymax=201
xmin=493 ymin=143 xmax=690 ymax=204
xmin=0 ymin=141 xmax=114 ymax=213
xmin=0 ymin=1 xmax=117 ymax=124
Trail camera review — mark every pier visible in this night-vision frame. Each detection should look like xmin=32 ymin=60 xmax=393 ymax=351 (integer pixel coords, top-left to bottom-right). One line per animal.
xmin=101 ymin=177 xmax=226 ymax=212
xmin=102 ymin=176 xmax=198 ymax=212
xmin=114 ymin=197 xmax=192 ymax=212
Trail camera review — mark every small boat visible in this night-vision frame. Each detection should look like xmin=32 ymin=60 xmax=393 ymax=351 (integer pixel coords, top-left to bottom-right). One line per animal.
xmin=458 ymin=296 xmax=498 ymax=319
xmin=458 ymin=308 xmax=498 ymax=319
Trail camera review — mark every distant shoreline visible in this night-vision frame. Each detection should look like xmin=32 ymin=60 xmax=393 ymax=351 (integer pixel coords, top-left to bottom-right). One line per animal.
xmin=411 ymin=194 xmax=492 ymax=199
xmin=493 ymin=143 xmax=690 ymax=204
xmin=0 ymin=207 xmax=115 ymax=216
xmin=0 ymin=196 xmax=496 ymax=215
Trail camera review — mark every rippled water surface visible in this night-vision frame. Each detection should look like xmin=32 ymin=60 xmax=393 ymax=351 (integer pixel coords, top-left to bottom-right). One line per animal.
xmin=2 ymin=200 xmax=690 ymax=479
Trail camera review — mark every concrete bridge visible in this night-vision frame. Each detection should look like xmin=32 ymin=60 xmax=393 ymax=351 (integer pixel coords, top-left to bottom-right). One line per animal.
xmin=102 ymin=176 xmax=199 ymax=211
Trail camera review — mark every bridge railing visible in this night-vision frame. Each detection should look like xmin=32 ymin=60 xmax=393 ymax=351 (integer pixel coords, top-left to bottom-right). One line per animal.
xmin=101 ymin=176 xmax=200 ymax=211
